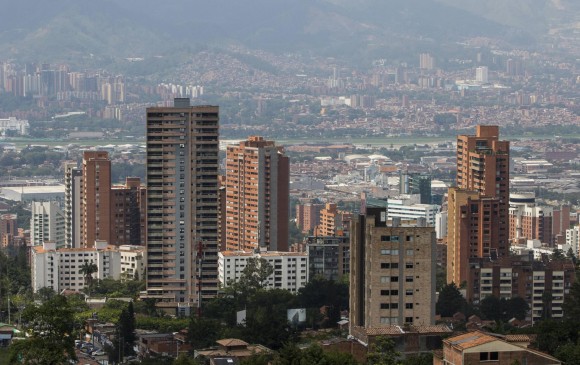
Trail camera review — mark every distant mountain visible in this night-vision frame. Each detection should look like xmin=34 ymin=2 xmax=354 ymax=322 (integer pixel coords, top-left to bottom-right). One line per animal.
xmin=436 ymin=0 xmax=580 ymax=33
xmin=0 ymin=0 xmax=569 ymax=63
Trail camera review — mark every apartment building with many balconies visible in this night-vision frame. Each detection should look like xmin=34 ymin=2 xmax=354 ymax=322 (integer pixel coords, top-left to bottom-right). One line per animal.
xmin=145 ymin=98 xmax=220 ymax=315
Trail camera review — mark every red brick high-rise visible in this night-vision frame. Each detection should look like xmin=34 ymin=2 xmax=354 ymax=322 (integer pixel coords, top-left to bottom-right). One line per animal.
xmin=81 ymin=151 xmax=112 ymax=247
xmin=225 ymin=136 xmax=289 ymax=252
xmin=111 ymin=177 xmax=147 ymax=246
xmin=447 ymin=126 xmax=510 ymax=285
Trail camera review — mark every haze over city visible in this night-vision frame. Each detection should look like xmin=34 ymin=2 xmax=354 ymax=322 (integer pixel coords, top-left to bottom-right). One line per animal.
xmin=0 ymin=1 xmax=579 ymax=364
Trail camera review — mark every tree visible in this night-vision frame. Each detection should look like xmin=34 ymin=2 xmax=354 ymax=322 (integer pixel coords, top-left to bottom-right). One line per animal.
xmin=563 ymin=270 xmax=580 ymax=323
xmin=480 ymin=295 xmax=502 ymax=321
xmin=188 ymin=316 xmax=222 ymax=350
xmin=112 ymin=301 xmax=136 ymax=361
xmin=552 ymin=249 xmax=566 ymax=261
xmin=79 ymin=260 xmax=98 ymax=295
xmin=505 ymin=297 xmax=529 ymax=321
xmin=239 ymin=257 xmax=274 ymax=291
xmin=436 ymin=282 xmax=467 ymax=317
xmin=402 ymin=353 xmax=433 ymax=365
xmin=367 ymin=336 xmax=400 ymax=365
xmin=272 ymin=343 xmax=359 ymax=365
xmin=10 ymin=295 xmax=76 ymax=364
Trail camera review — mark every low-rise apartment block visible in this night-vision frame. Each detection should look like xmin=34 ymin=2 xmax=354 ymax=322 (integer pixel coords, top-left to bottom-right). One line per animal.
xmin=31 ymin=240 xmax=145 ymax=293
xmin=467 ymin=255 xmax=575 ymax=324
xmin=218 ymin=251 xmax=308 ymax=292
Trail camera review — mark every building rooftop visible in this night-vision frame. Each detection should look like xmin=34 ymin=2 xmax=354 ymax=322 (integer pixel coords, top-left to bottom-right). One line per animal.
xmin=444 ymin=331 xmax=497 ymax=350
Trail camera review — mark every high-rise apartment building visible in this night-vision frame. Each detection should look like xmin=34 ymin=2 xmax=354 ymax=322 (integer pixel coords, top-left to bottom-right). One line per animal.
xmin=64 ymin=162 xmax=82 ymax=248
xmin=315 ymin=203 xmax=352 ymax=237
xmin=475 ymin=66 xmax=489 ymax=83
xmin=30 ymin=201 xmax=66 ymax=248
xmin=447 ymin=125 xmax=510 ymax=285
xmin=145 ymin=98 xmax=219 ymax=315
xmin=509 ymin=193 xmax=553 ymax=245
xmin=225 ymin=136 xmax=289 ymax=252
xmin=350 ymin=208 xmax=435 ymax=339
xmin=81 ymin=151 xmax=112 ymax=247
xmin=110 ymin=177 xmax=147 ymax=246
xmin=296 ymin=202 xmax=324 ymax=234
xmin=419 ymin=53 xmax=435 ymax=70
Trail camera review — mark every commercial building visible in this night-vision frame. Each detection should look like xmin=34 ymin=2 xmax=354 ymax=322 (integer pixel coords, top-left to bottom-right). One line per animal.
xmin=350 ymin=207 xmax=436 ymax=342
xmin=364 ymin=195 xmax=440 ymax=227
xmin=467 ymin=255 xmax=575 ymax=324
xmin=30 ymin=201 xmax=65 ymax=248
xmin=30 ymin=240 xmax=123 ymax=293
xmin=81 ymin=151 xmax=112 ymax=247
xmin=399 ymin=172 xmax=432 ymax=204
xmin=0 ymin=117 xmax=29 ymax=135
xmin=145 ymin=98 xmax=220 ymax=315
xmin=64 ymin=162 xmax=82 ymax=248
xmin=225 ymin=136 xmax=289 ymax=252
xmin=447 ymin=125 xmax=510 ymax=285
xmin=0 ymin=185 xmax=65 ymax=203
xmin=306 ymin=235 xmax=350 ymax=281
xmin=218 ymin=250 xmax=308 ymax=293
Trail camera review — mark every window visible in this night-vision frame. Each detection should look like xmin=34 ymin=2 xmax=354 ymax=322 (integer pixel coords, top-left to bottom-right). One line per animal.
xmin=380 ymin=303 xmax=398 ymax=309
xmin=405 ymin=289 xmax=413 ymax=296
xmin=405 ymin=262 xmax=414 ymax=269
xmin=405 ymin=317 xmax=413 ymax=324
xmin=406 ymin=249 xmax=414 ymax=256
xmin=381 ymin=276 xmax=398 ymax=283
xmin=380 ymin=317 xmax=398 ymax=324
xmin=381 ymin=249 xmax=399 ymax=255
xmin=381 ymin=290 xmax=398 ymax=296
xmin=405 ymin=303 xmax=413 ymax=309
xmin=381 ymin=235 xmax=399 ymax=242
xmin=381 ymin=263 xmax=399 ymax=269
xmin=406 ymin=276 xmax=413 ymax=283
xmin=480 ymin=352 xmax=499 ymax=361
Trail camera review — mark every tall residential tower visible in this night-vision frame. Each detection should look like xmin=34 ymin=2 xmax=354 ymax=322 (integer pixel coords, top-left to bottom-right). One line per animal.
xmin=447 ymin=125 xmax=510 ymax=284
xmin=145 ymin=98 xmax=219 ymax=315
xmin=225 ymin=136 xmax=289 ymax=252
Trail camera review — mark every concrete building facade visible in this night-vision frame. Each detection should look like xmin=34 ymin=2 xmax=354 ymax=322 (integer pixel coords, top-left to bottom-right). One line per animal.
xmin=306 ymin=235 xmax=350 ymax=281
xmin=350 ymin=208 xmax=436 ymax=339
xmin=64 ymin=162 xmax=82 ymax=248
xmin=30 ymin=240 xmax=123 ymax=293
xmin=30 ymin=201 xmax=66 ymax=248
xmin=218 ymin=250 xmax=308 ymax=293
xmin=467 ymin=255 xmax=575 ymax=324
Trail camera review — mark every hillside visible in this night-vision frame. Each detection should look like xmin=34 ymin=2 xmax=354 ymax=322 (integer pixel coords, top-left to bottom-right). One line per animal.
xmin=0 ymin=0 xmax=569 ymax=63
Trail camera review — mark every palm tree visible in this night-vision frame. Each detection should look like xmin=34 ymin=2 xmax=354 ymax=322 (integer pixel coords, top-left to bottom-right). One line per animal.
xmin=79 ymin=261 xmax=98 ymax=296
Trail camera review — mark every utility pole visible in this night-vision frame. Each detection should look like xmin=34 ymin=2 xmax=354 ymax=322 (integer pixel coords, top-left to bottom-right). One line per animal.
xmin=7 ymin=296 xmax=10 ymax=325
